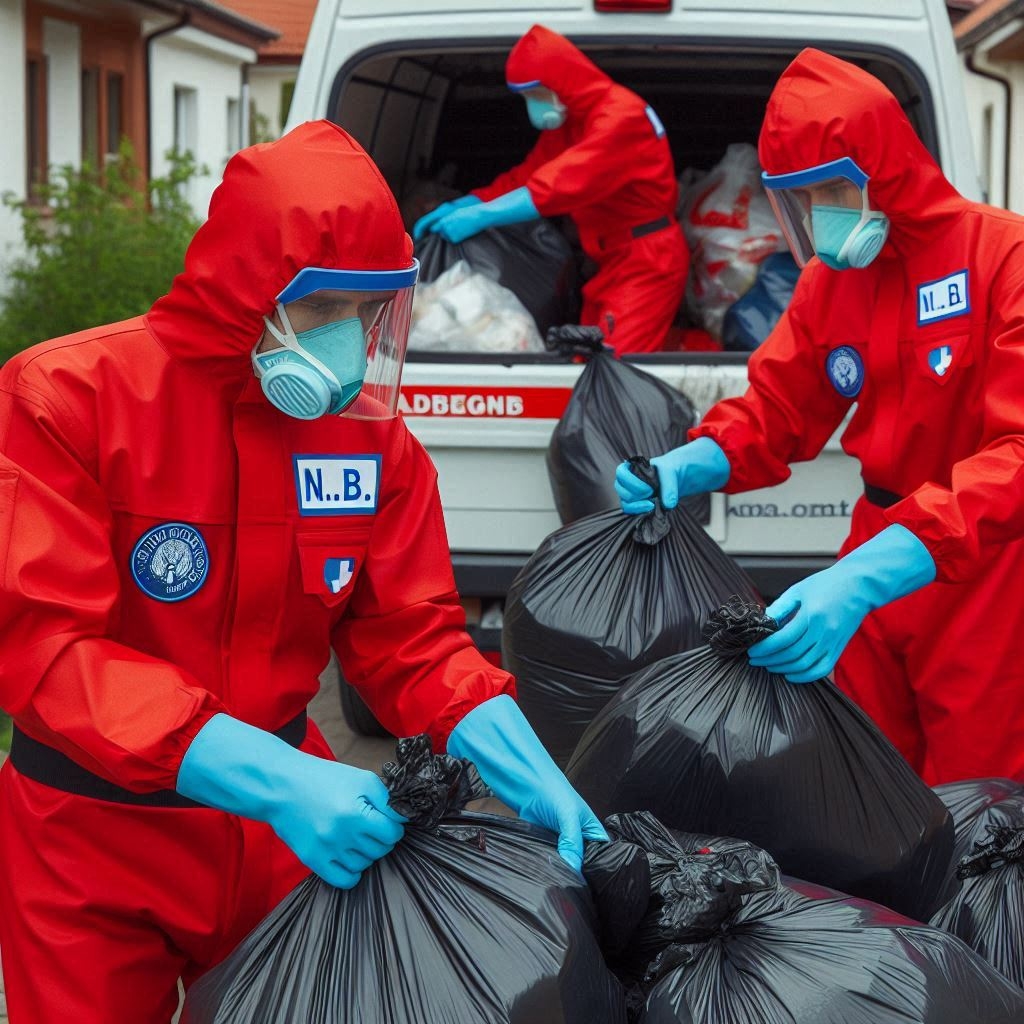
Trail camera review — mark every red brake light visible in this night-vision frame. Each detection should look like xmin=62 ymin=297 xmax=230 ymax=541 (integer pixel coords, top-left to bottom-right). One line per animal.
xmin=595 ymin=0 xmax=672 ymax=11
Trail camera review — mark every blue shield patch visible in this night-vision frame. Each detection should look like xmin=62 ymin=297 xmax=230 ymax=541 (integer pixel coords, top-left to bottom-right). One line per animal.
xmin=928 ymin=345 xmax=953 ymax=377
xmin=825 ymin=345 xmax=864 ymax=398
xmin=131 ymin=522 xmax=209 ymax=603
xmin=324 ymin=557 xmax=356 ymax=595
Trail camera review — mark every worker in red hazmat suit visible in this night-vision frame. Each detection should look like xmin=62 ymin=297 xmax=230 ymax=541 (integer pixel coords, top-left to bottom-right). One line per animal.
xmin=0 ymin=120 xmax=605 ymax=1023
xmin=616 ymin=49 xmax=1024 ymax=786
xmin=414 ymin=23 xmax=689 ymax=355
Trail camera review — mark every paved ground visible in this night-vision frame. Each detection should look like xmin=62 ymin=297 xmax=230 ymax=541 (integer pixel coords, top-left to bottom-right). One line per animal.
xmin=0 ymin=659 xmax=505 ymax=1022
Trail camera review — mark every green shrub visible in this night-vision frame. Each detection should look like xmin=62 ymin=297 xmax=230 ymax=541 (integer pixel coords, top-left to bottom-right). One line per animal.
xmin=0 ymin=141 xmax=203 ymax=362
xmin=0 ymin=711 xmax=11 ymax=754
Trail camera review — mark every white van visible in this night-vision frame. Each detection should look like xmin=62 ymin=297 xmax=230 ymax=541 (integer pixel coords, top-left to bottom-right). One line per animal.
xmin=287 ymin=0 xmax=977 ymax=687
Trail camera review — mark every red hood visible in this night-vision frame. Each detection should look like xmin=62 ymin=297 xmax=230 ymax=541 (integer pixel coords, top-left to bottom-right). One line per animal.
xmin=146 ymin=120 xmax=413 ymax=370
xmin=505 ymin=24 xmax=612 ymax=114
xmin=758 ymin=49 xmax=963 ymax=253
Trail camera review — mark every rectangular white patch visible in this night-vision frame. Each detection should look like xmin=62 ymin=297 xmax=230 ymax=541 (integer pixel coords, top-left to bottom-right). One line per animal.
xmin=293 ymin=455 xmax=380 ymax=516
xmin=917 ymin=270 xmax=970 ymax=326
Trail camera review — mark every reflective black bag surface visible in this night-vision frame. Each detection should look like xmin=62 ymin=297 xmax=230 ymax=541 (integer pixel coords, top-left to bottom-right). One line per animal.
xmin=584 ymin=812 xmax=1024 ymax=1024
xmin=185 ymin=737 xmax=626 ymax=1024
xmin=503 ymin=484 xmax=758 ymax=767
xmin=568 ymin=601 xmax=954 ymax=921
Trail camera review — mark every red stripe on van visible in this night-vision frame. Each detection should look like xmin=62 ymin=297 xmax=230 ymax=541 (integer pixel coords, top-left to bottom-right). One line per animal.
xmin=398 ymin=386 xmax=573 ymax=419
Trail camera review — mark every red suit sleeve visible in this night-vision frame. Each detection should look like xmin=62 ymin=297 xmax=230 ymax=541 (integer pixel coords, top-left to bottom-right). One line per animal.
xmin=689 ymin=271 xmax=852 ymax=492
xmin=0 ymin=375 xmax=223 ymax=792
xmin=470 ymin=131 xmax=562 ymax=203
xmin=886 ymin=261 xmax=1024 ymax=581
xmin=332 ymin=425 xmax=515 ymax=751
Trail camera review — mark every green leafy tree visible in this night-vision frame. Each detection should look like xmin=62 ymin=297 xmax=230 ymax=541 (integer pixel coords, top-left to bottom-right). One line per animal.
xmin=0 ymin=140 xmax=204 ymax=362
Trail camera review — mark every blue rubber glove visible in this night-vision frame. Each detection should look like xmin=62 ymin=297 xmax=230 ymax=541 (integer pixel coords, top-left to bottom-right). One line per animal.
xmin=177 ymin=714 xmax=405 ymax=889
xmin=412 ymin=194 xmax=482 ymax=241
xmin=431 ymin=187 xmax=540 ymax=244
xmin=614 ymin=437 xmax=730 ymax=514
xmin=748 ymin=524 xmax=936 ymax=683
xmin=447 ymin=695 xmax=608 ymax=872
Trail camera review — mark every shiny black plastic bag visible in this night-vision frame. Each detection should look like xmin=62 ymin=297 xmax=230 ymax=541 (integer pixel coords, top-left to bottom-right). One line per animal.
xmin=567 ymin=600 xmax=954 ymax=921
xmin=184 ymin=736 xmax=626 ymax=1024
xmin=585 ymin=812 xmax=1024 ymax=1024
xmin=414 ymin=220 xmax=578 ymax=336
xmin=930 ymin=779 xmax=1024 ymax=987
xmin=544 ymin=328 xmax=698 ymax=525
xmin=503 ymin=475 xmax=759 ymax=766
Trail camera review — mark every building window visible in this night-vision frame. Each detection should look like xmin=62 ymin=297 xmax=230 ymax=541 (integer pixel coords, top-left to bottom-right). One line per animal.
xmin=174 ymin=85 xmax=198 ymax=157
xmin=107 ymin=72 xmax=124 ymax=159
xmin=26 ymin=54 xmax=48 ymax=194
xmin=227 ymin=96 xmax=240 ymax=156
xmin=81 ymin=67 xmax=100 ymax=167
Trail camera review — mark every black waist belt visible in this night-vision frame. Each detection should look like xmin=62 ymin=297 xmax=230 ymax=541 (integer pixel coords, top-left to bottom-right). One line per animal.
xmin=864 ymin=483 xmax=903 ymax=509
xmin=631 ymin=215 xmax=673 ymax=239
xmin=9 ymin=711 xmax=307 ymax=808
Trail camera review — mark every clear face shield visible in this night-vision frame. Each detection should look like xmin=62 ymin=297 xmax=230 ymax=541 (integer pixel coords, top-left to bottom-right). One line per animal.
xmin=761 ymin=157 xmax=889 ymax=271
xmin=252 ymin=263 xmax=418 ymax=421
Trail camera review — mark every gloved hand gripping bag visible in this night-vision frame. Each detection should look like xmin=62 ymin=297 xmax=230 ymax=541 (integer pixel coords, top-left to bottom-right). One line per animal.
xmin=566 ymin=600 xmax=954 ymax=921
xmin=503 ymin=477 xmax=759 ymax=767
xmin=544 ymin=333 xmax=699 ymax=525
xmin=184 ymin=735 xmax=627 ymax=1024
xmin=414 ymin=220 xmax=578 ymax=337
xmin=929 ymin=778 xmax=1024 ymax=988
xmin=583 ymin=812 xmax=1024 ymax=1024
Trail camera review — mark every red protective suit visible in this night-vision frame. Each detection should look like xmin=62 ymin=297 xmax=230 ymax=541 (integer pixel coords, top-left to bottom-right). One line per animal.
xmin=472 ymin=24 xmax=688 ymax=355
xmin=0 ymin=121 xmax=513 ymax=1021
xmin=691 ymin=50 xmax=1024 ymax=785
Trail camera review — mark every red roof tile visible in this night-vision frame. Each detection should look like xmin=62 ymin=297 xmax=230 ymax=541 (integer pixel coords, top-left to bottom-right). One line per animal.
xmin=221 ymin=0 xmax=316 ymax=60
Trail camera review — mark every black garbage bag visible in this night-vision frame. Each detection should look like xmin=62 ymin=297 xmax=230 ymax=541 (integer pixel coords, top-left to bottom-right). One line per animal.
xmin=503 ymin=465 xmax=759 ymax=766
xmin=721 ymin=252 xmax=801 ymax=352
xmin=184 ymin=735 xmax=626 ymax=1024
xmin=544 ymin=325 xmax=699 ymax=525
xmin=584 ymin=812 xmax=1024 ymax=1024
xmin=930 ymin=779 xmax=1024 ymax=987
xmin=414 ymin=220 xmax=578 ymax=336
xmin=567 ymin=600 xmax=954 ymax=921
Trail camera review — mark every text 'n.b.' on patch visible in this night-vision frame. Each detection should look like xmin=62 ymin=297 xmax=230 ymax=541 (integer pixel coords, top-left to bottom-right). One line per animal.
xmin=917 ymin=269 xmax=969 ymax=326
xmin=294 ymin=455 xmax=381 ymax=516
xmin=825 ymin=345 xmax=864 ymax=398
xmin=131 ymin=522 xmax=209 ymax=603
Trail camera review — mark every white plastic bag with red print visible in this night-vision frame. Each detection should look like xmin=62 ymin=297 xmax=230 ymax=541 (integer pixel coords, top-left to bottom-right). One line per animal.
xmin=679 ymin=143 xmax=787 ymax=339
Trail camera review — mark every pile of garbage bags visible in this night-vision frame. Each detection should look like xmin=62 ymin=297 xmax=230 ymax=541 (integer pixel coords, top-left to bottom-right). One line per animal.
xmin=544 ymin=325 xmax=698 ymax=525
xmin=185 ymin=735 xmax=626 ymax=1023
xmin=188 ymin=725 xmax=1024 ymax=1022
xmin=410 ymin=259 xmax=545 ymax=353
xmin=678 ymin=143 xmax=789 ymax=340
xmin=503 ymin=469 xmax=759 ymax=766
xmin=929 ymin=778 xmax=1024 ymax=987
xmin=587 ymin=812 xmax=1024 ymax=1023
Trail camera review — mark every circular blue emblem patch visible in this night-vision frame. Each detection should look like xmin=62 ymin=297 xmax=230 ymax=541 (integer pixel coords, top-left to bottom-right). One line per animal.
xmin=131 ymin=522 xmax=209 ymax=603
xmin=826 ymin=345 xmax=864 ymax=398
